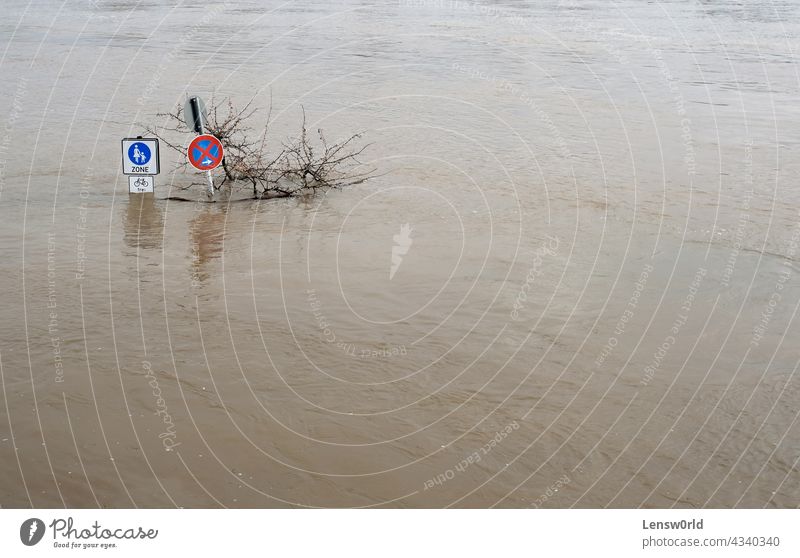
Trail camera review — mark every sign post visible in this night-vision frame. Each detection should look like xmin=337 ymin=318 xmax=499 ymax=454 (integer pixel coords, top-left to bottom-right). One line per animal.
xmin=184 ymin=96 xmax=208 ymax=135
xmin=184 ymin=96 xmax=216 ymax=197
xmin=121 ymin=137 xmax=160 ymax=193
xmin=187 ymin=134 xmax=224 ymax=197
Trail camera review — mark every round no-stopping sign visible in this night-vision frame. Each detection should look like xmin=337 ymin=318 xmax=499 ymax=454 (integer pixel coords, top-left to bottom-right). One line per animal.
xmin=188 ymin=134 xmax=224 ymax=171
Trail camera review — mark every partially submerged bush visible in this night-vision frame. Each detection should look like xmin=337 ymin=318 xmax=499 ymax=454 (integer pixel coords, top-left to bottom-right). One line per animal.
xmin=146 ymin=96 xmax=374 ymax=198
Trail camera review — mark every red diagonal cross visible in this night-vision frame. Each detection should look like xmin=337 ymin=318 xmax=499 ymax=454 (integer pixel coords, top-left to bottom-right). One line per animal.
xmin=193 ymin=141 xmax=220 ymax=166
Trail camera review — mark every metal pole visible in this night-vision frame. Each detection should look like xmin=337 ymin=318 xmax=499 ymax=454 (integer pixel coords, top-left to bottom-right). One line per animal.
xmin=190 ymin=97 xmax=214 ymax=198
xmin=189 ymin=97 xmax=204 ymax=134
xmin=206 ymin=170 xmax=214 ymax=197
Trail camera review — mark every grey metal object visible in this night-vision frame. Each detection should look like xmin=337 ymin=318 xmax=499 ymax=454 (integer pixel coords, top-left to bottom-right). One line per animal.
xmin=183 ymin=96 xmax=208 ymax=134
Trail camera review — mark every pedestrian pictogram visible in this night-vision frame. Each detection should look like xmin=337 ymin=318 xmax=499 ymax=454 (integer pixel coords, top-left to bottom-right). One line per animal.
xmin=128 ymin=142 xmax=151 ymax=165
xmin=121 ymin=138 xmax=160 ymax=175
xmin=187 ymin=134 xmax=224 ymax=171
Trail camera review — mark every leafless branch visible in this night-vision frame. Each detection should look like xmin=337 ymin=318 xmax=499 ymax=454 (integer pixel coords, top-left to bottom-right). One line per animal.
xmin=143 ymin=95 xmax=373 ymax=198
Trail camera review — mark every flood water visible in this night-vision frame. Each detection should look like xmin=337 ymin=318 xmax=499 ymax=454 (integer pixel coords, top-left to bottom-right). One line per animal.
xmin=1 ymin=0 xmax=799 ymax=508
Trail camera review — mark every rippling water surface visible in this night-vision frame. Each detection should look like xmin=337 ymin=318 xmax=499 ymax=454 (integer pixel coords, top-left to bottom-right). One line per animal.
xmin=1 ymin=0 xmax=799 ymax=507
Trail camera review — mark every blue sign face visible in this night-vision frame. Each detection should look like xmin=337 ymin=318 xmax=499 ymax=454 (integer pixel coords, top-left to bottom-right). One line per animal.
xmin=128 ymin=142 xmax=151 ymax=166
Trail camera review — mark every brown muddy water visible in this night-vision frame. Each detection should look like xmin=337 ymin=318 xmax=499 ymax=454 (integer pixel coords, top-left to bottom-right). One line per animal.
xmin=1 ymin=0 xmax=799 ymax=508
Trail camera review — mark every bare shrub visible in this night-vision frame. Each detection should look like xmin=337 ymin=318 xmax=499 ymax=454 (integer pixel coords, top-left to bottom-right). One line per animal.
xmin=145 ymin=96 xmax=374 ymax=198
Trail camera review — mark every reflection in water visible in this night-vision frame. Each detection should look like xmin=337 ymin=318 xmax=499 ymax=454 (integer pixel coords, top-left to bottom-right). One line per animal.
xmin=189 ymin=203 xmax=227 ymax=286
xmin=123 ymin=193 xmax=163 ymax=250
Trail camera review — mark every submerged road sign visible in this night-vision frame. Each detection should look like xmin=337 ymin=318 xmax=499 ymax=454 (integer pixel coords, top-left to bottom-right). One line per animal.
xmin=129 ymin=175 xmax=154 ymax=193
xmin=188 ymin=134 xmax=224 ymax=171
xmin=122 ymin=138 xmax=160 ymax=175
